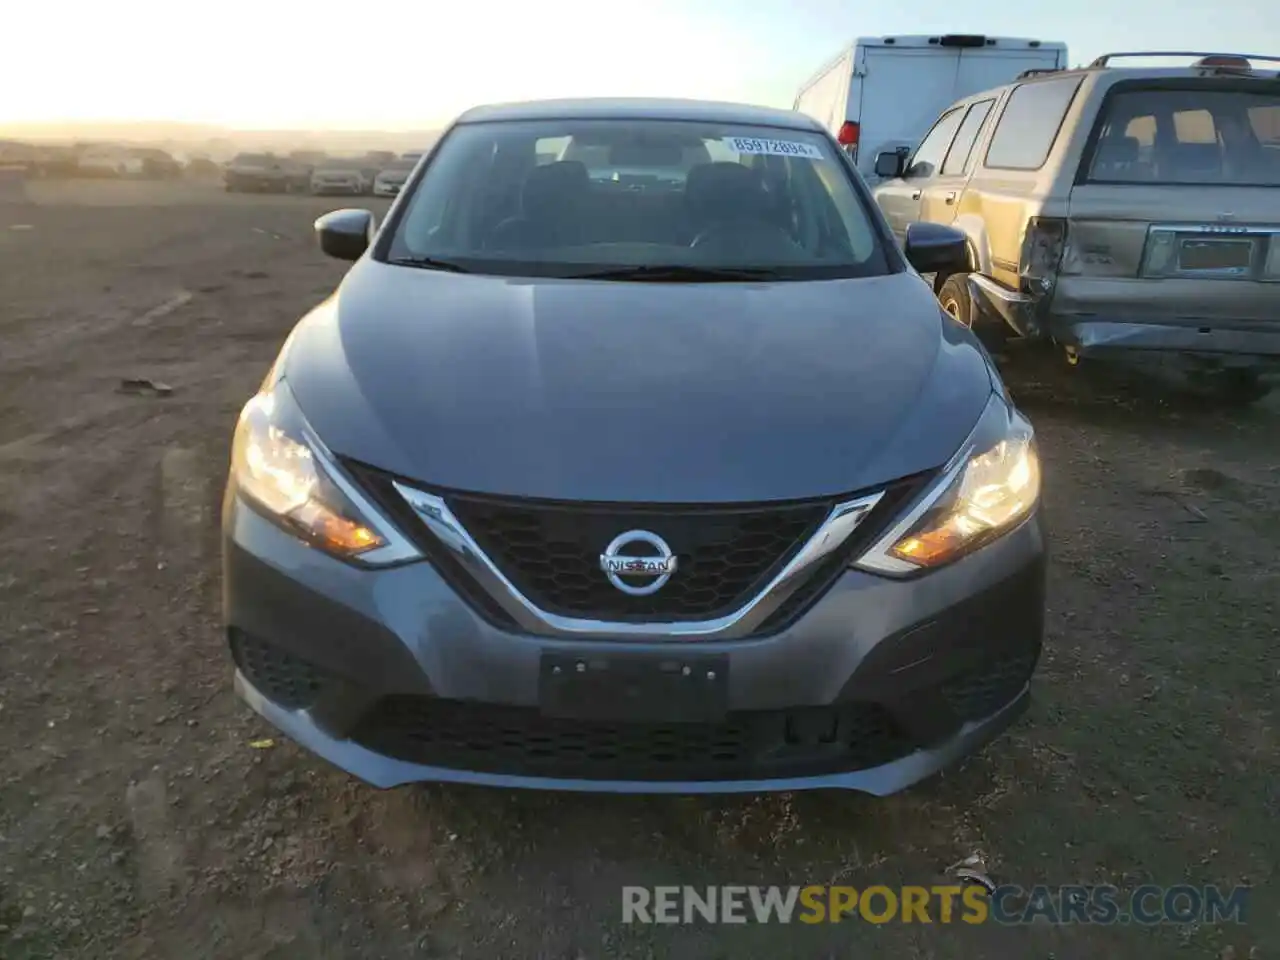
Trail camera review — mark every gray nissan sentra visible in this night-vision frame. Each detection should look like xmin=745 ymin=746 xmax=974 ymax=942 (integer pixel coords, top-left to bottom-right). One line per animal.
xmin=222 ymin=98 xmax=1046 ymax=794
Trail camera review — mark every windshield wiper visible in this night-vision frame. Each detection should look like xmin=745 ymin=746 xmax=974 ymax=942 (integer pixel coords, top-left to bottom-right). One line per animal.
xmin=565 ymin=264 xmax=783 ymax=282
xmin=386 ymin=256 xmax=473 ymax=274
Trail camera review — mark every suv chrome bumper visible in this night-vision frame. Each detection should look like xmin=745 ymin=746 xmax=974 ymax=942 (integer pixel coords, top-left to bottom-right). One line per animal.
xmin=968 ymin=275 xmax=1040 ymax=338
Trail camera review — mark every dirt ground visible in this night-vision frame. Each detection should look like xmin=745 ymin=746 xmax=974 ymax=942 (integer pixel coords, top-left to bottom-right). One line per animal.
xmin=0 ymin=179 xmax=1276 ymax=960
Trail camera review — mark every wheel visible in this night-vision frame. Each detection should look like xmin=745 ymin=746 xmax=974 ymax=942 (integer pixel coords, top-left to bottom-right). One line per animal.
xmin=937 ymin=274 xmax=973 ymax=327
xmin=938 ymin=273 xmax=1012 ymax=352
xmin=1207 ymin=369 xmax=1271 ymax=406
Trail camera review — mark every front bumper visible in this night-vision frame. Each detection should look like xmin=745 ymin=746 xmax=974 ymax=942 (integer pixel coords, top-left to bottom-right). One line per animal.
xmin=223 ymin=492 xmax=1046 ymax=794
xmin=372 ymin=183 xmax=402 ymax=197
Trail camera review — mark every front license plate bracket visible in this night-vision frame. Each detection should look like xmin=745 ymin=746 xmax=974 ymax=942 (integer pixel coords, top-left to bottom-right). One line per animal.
xmin=539 ymin=653 xmax=729 ymax=723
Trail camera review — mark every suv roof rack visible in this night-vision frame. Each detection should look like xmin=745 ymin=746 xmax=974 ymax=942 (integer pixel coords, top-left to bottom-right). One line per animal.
xmin=1016 ymin=67 xmax=1063 ymax=79
xmin=1088 ymin=51 xmax=1280 ymax=68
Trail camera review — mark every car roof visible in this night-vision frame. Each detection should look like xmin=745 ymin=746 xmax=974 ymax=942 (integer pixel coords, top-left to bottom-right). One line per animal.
xmin=456 ymin=97 xmax=823 ymax=131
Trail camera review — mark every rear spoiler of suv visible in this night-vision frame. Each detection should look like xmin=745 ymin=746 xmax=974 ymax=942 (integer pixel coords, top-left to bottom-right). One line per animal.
xmin=1089 ymin=51 xmax=1280 ymax=69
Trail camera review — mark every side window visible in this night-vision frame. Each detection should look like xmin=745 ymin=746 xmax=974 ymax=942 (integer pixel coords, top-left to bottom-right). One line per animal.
xmin=1173 ymin=109 xmax=1216 ymax=144
xmin=535 ymin=136 xmax=570 ymax=164
xmin=906 ymin=108 xmax=966 ymax=178
xmin=1126 ymin=116 xmax=1156 ymax=147
xmin=941 ymin=100 xmax=995 ymax=176
xmin=984 ymin=77 xmax=1084 ymax=170
xmin=1249 ymin=104 xmax=1280 ymax=144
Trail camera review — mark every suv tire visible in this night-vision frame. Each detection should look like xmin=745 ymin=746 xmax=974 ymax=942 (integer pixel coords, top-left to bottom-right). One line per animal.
xmin=938 ymin=274 xmax=1009 ymax=351
xmin=937 ymin=274 xmax=972 ymax=327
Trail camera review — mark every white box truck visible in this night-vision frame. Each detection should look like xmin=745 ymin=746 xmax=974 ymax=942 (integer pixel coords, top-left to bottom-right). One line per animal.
xmin=794 ymin=34 xmax=1068 ymax=180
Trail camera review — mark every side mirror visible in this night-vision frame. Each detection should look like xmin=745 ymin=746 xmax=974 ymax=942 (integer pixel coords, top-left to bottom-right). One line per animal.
xmin=314 ymin=208 xmax=375 ymax=261
xmin=903 ymin=222 xmax=968 ymax=274
xmin=874 ymin=151 xmax=905 ymax=179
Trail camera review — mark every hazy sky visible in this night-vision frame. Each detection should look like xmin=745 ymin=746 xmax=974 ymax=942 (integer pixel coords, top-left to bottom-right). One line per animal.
xmin=4 ymin=0 xmax=1276 ymax=129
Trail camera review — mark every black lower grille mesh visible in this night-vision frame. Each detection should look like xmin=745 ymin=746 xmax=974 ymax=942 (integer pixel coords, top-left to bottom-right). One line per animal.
xmin=940 ymin=651 xmax=1037 ymax=722
xmin=351 ymin=696 xmax=916 ymax=781
xmin=230 ymin=631 xmax=329 ymax=710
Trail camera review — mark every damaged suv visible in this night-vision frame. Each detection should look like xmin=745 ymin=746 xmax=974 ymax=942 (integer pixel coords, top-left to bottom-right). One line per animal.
xmin=874 ymin=51 xmax=1280 ymax=403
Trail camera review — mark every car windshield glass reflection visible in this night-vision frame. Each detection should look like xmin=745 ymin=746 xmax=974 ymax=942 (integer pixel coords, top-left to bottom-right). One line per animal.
xmin=386 ymin=118 xmax=889 ymax=280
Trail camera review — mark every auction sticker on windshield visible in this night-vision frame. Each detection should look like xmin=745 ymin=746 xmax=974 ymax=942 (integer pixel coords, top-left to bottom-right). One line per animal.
xmin=723 ymin=137 xmax=824 ymax=159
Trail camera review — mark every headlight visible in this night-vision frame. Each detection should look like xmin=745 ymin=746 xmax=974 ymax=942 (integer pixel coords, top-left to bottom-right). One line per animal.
xmin=230 ymin=384 xmax=419 ymax=566
xmin=856 ymin=394 xmax=1040 ymax=574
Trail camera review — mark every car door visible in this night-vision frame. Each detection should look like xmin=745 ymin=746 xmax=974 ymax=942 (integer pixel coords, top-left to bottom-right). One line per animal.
xmin=874 ymin=106 xmax=967 ymax=240
xmin=920 ymin=99 xmax=996 ymax=225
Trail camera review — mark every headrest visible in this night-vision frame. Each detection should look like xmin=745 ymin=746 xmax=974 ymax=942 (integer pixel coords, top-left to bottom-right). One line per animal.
xmin=684 ymin=162 xmax=769 ymax=222
xmin=522 ymin=160 xmax=588 ymax=216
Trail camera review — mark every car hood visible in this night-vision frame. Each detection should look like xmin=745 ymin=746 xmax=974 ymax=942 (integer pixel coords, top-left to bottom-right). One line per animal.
xmin=283 ymin=262 xmax=996 ymax=503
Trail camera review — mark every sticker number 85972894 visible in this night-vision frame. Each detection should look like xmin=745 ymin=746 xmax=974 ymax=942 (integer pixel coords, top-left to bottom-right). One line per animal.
xmin=722 ymin=136 xmax=824 ymax=160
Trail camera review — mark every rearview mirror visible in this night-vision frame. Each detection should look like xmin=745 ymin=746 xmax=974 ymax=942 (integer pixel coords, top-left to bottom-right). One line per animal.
xmin=314 ymin=208 xmax=375 ymax=261
xmin=903 ymin=222 xmax=968 ymax=275
xmin=874 ymin=151 xmax=905 ymax=179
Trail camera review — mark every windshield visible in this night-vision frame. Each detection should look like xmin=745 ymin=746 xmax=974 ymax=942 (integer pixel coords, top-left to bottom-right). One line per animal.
xmin=1087 ymin=84 xmax=1280 ymax=186
xmin=384 ymin=118 xmax=888 ymax=280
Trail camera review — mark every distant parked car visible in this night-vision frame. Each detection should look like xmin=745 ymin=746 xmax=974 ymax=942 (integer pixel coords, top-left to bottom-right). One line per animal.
xmin=873 ymin=51 xmax=1280 ymax=404
xmin=225 ymin=153 xmax=310 ymax=193
xmin=78 ymin=147 xmax=144 ymax=178
xmin=310 ymin=160 xmax=370 ymax=196
xmin=185 ymin=156 xmax=222 ymax=179
xmin=372 ymin=159 xmax=416 ymax=197
xmin=0 ymin=139 xmax=39 ymax=170
xmin=23 ymin=146 xmax=78 ymax=178
xmin=131 ymin=148 xmax=182 ymax=179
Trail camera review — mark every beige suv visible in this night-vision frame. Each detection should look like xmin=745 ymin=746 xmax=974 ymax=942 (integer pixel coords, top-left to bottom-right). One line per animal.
xmin=873 ymin=51 xmax=1280 ymax=403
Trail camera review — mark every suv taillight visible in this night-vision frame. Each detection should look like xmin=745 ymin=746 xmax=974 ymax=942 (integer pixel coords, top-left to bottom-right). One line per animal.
xmin=1020 ymin=217 xmax=1068 ymax=295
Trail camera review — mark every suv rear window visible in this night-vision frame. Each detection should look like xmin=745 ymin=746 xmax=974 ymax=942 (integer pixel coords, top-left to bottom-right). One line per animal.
xmin=1086 ymin=85 xmax=1280 ymax=185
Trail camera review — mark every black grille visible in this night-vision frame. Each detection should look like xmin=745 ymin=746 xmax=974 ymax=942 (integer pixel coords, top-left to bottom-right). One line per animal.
xmin=344 ymin=461 xmax=929 ymax=632
xmin=940 ymin=651 xmax=1038 ymax=722
xmin=351 ymin=696 xmax=915 ymax=781
xmin=444 ymin=494 xmax=830 ymax=621
xmin=229 ymin=631 xmax=329 ymax=710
